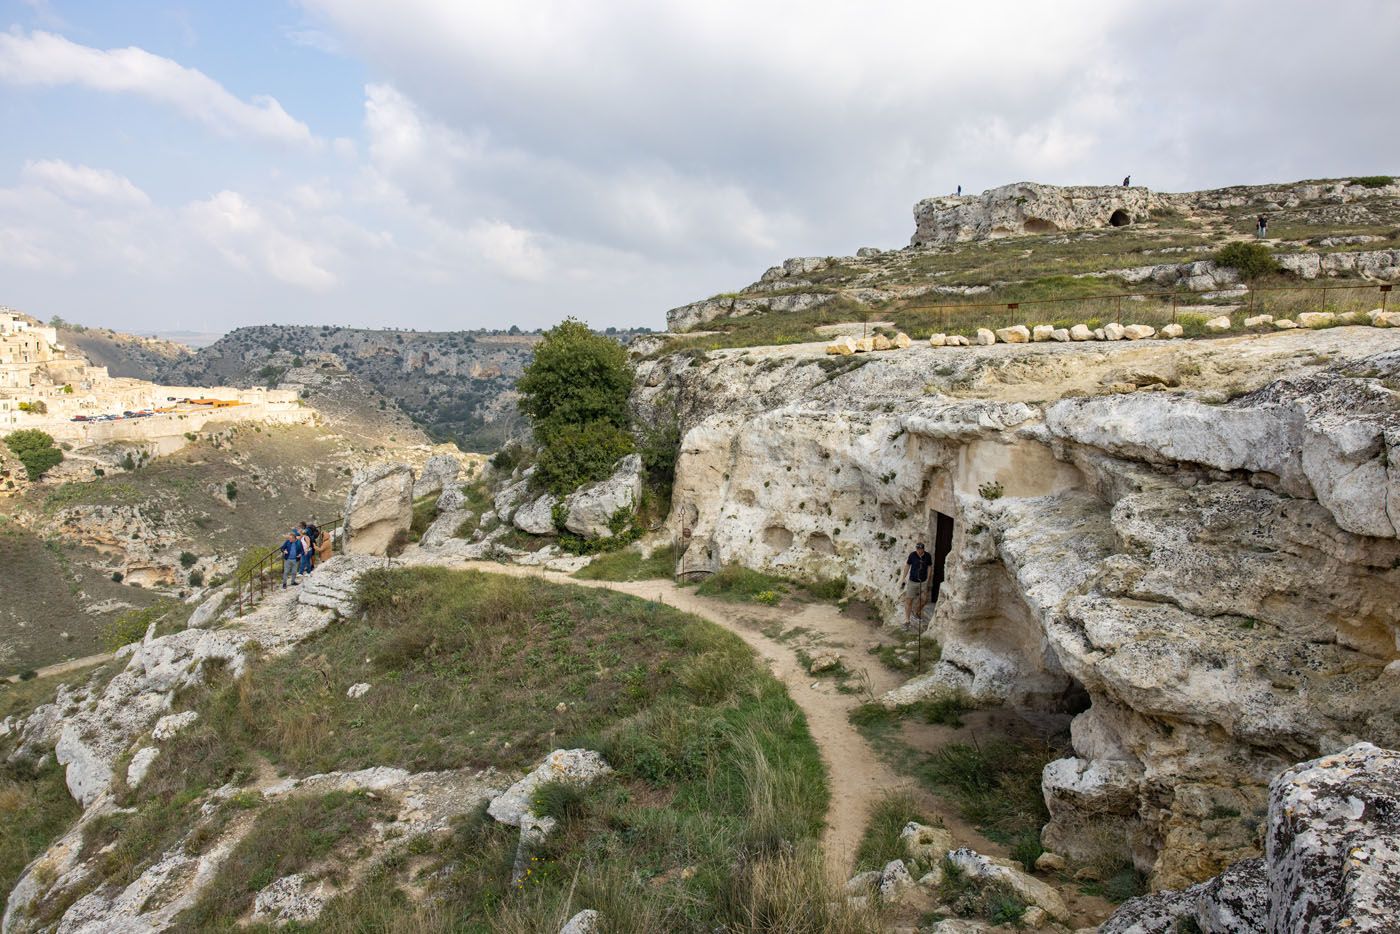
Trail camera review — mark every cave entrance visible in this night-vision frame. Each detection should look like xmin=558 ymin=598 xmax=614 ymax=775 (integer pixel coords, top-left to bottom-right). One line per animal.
xmin=927 ymin=510 xmax=955 ymax=604
xmin=1108 ymin=209 xmax=1131 ymax=227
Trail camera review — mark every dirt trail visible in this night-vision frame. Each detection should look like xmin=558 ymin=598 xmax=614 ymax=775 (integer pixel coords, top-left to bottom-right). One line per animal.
xmin=457 ymin=561 xmax=989 ymax=879
xmin=3 ymin=652 xmax=114 ymax=684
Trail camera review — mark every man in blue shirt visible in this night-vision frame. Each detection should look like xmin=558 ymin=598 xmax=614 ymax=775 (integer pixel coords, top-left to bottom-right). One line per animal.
xmin=902 ymin=542 xmax=933 ymax=630
xmin=280 ymin=532 xmax=301 ymax=588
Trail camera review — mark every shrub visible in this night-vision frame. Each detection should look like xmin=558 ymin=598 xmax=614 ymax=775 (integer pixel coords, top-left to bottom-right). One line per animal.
xmin=1352 ymin=176 xmax=1394 ymax=188
xmin=535 ymin=421 xmax=634 ymax=496
xmin=101 ymin=603 xmax=170 ymax=650
xmin=517 ymin=319 xmax=633 ymax=435
xmin=111 ymin=571 xmax=123 ymax=583
xmin=224 ymin=481 xmax=237 ymax=501
xmin=978 ymin=480 xmax=1004 ymax=500
xmin=19 ymin=669 xmax=37 ymax=681
xmin=16 ymin=400 xmax=46 ymax=414
xmin=3 ymin=430 xmax=63 ymax=481
xmin=188 ymin=570 xmax=204 ymax=587
xmin=179 ymin=551 xmax=198 ymax=569
xmin=1215 ymin=241 xmax=1277 ymax=280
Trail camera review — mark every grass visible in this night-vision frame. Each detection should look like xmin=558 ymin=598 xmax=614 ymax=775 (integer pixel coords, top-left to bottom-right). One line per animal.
xmin=26 ymin=568 xmax=858 ymax=930
xmin=937 ymin=857 xmax=1028 ymax=925
xmin=409 ymin=493 xmax=440 ymax=541
xmin=694 ymin=565 xmax=792 ymax=604
xmin=0 ymin=758 xmax=82 ymax=899
xmin=235 ymin=567 xmax=859 ymax=931
xmin=921 ymin=740 xmax=1056 ymax=870
xmin=868 ymin=635 xmax=941 ymax=675
xmin=854 ymin=790 xmax=928 ymax=871
xmin=176 ymin=790 xmax=386 ymax=930
xmin=574 ymin=544 xmax=677 ymax=581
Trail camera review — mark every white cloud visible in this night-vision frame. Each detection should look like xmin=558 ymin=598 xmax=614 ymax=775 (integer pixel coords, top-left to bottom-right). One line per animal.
xmin=184 ymin=191 xmax=339 ymax=291
xmin=21 ymin=159 xmax=150 ymax=206
xmin=0 ymin=30 xmax=318 ymax=147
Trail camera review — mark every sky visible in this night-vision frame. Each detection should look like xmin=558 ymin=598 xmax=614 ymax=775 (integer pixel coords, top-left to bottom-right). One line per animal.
xmin=1 ymin=1 xmax=1397 ymax=336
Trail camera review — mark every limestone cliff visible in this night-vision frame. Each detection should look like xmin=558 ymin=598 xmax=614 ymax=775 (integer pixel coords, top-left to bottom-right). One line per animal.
xmin=635 ymin=325 xmax=1400 ymax=889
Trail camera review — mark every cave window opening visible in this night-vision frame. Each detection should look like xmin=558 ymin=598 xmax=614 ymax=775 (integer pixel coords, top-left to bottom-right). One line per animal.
xmin=1108 ymin=209 xmax=1131 ymax=227
xmin=927 ymin=510 xmax=955 ymax=605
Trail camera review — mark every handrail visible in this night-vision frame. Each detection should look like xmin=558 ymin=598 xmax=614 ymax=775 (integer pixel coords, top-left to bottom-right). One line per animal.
xmin=234 ymin=517 xmax=344 ymax=616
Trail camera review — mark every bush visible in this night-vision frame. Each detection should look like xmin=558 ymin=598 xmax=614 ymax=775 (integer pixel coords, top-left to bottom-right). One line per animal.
xmin=16 ymin=400 xmax=46 ymax=414
xmin=179 ymin=551 xmax=198 ymax=569
xmin=535 ymin=421 xmax=634 ymax=496
xmin=111 ymin=571 xmax=123 ymax=583
xmin=517 ymin=319 xmax=633 ymax=435
xmin=3 ymin=430 xmax=63 ymax=481
xmin=188 ymin=570 xmax=204 ymax=587
xmin=1215 ymin=241 xmax=1277 ymax=280
xmin=101 ymin=603 xmax=170 ymax=651
xmin=224 ymin=481 xmax=237 ymax=501
xmin=1352 ymin=175 xmax=1394 ymax=188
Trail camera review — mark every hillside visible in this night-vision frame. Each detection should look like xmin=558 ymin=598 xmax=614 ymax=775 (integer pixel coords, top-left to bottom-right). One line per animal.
xmin=53 ymin=324 xmax=194 ymax=381
xmin=659 ymin=176 xmax=1400 ymax=350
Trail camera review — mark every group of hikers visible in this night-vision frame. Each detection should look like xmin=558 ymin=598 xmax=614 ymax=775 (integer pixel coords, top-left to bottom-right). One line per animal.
xmin=280 ymin=520 xmax=331 ymax=587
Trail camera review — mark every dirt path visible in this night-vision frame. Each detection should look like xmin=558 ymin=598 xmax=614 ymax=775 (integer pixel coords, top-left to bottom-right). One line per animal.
xmin=3 ymin=651 xmax=113 ymax=684
xmin=456 ymin=561 xmax=973 ymax=879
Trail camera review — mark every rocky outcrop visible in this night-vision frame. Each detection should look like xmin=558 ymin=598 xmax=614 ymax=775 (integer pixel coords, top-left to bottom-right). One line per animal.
xmin=912 ymin=182 xmax=1154 ymax=246
xmin=561 ymin=454 xmax=643 ymax=539
xmin=343 ymin=462 xmax=414 ymax=554
xmin=1103 ymin=743 xmax=1400 ymax=933
xmin=412 ymin=453 xmax=460 ymax=499
xmin=638 ymin=327 xmax=1400 ymax=890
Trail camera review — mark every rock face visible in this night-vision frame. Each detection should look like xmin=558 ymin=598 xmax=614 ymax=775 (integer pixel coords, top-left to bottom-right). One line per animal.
xmin=912 ymin=182 xmax=1154 ymax=245
xmin=635 ymin=327 xmax=1400 ymax=889
xmin=562 ymin=454 xmax=644 ymax=539
xmin=1103 ymin=743 xmax=1400 ymax=934
xmin=412 ymin=453 xmax=461 ymax=499
xmin=343 ymin=462 xmax=414 ymax=554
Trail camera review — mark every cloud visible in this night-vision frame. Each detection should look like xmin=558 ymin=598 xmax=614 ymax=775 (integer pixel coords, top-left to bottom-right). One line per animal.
xmin=21 ymin=160 xmax=150 ymax=206
xmin=184 ymin=191 xmax=339 ymax=291
xmin=0 ymin=29 xmax=317 ymax=147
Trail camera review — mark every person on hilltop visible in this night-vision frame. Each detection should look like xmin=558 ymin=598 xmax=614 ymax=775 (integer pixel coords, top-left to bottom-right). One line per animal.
xmin=901 ymin=542 xmax=933 ymax=631
xmin=303 ymin=519 xmax=321 ymax=568
xmin=1123 ymin=175 xmax=1131 ymax=187
xmin=280 ymin=532 xmax=301 ymax=588
xmin=297 ymin=524 xmax=314 ymax=576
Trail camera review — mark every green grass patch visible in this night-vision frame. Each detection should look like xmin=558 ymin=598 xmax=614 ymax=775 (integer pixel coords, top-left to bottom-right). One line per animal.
xmin=0 ymin=758 xmax=82 ymax=898
xmin=573 ymin=544 xmax=677 ymax=581
xmin=854 ymin=789 xmax=928 ymax=871
xmin=694 ymin=564 xmax=791 ymax=604
xmin=177 ymin=790 xmax=385 ymax=929
xmin=921 ymin=740 xmax=1056 ymax=869
xmin=409 ymin=493 xmax=440 ymax=541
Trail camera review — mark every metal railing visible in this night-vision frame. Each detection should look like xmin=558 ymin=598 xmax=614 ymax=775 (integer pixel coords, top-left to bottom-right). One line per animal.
xmin=234 ymin=517 xmax=344 ymax=616
xmin=894 ymin=280 xmax=1394 ymax=335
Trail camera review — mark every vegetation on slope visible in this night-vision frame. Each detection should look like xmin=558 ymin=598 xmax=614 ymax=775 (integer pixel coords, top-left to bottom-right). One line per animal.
xmin=31 ymin=568 xmax=859 ymax=930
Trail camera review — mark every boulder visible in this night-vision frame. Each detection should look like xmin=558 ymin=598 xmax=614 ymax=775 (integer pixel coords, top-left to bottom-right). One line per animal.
xmin=1122 ymin=325 xmax=1156 ymax=340
xmin=513 ymin=494 xmax=559 ymax=536
xmin=559 ymin=909 xmax=600 ymax=934
xmin=878 ymin=859 xmax=913 ymax=901
xmin=412 ymin=454 xmax=460 ymax=499
xmin=1069 ymin=324 xmax=1094 ymax=341
xmin=807 ymin=650 xmax=841 ymax=673
xmin=893 ymin=332 xmax=913 ymax=349
xmin=1103 ymin=322 xmax=1126 ymax=341
xmin=996 ymin=325 xmax=1031 ymax=344
xmin=827 ymin=337 xmax=858 ymax=355
xmin=1243 ymin=314 xmax=1274 ymax=328
xmin=152 ymin=710 xmax=198 ymax=742
xmin=975 ymin=328 xmax=997 ymax=346
xmin=1369 ymin=309 xmax=1400 ymax=328
xmin=126 ymin=746 xmax=159 ymax=788
xmin=1104 ymin=744 xmax=1400 ymax=934
xmin=1159 ymin=322 xmax=1183 ymax=338
xmin=1034 ymin=852 xmax=1067 ymax=873
xmin=346 ymin=682 xmax=371 ymax=699
xmin=562 ymin=455 xmax=643 ymax=539
xmin=900 ymin=821 xmax=954 ymax=862
xmin=948 ymin=335 xmax=971 ymax=346
xmin=1051 ymin=328 xmax=1071 ymax=342
xmin=845 ymin=870 xmax=881 ymax=895
xmin=946 ymin=848 xmax=1068 ymax=921
xmin=929 ymin=333 xmax=947 ymax=347
xmin=344 ymin=462 xmax=414 ymax=555
xmin=1274 ymin=318 xmax=1298 ymax=329
xmin=1032 ymin=325 xmax=1055 ymax=342
xmin=187 ymin=588 xmax=229 ymax=629
xmin=855 ymin=337 xmax=875 ymax=352
xmin=1204 ymin=315 xmax=1232 ymax=332
xmin=1297 ymin=311 xmax=1335 ymax=329
xmin=251 ymin=874 xmax=329 ymax=925
xmin=873 ymin=334 xmax=893 ymax=351
xmin=1093 ymin=328 xmax=1107 ymax=340
xmin=487 ymin=749 xmax=612 ymax=828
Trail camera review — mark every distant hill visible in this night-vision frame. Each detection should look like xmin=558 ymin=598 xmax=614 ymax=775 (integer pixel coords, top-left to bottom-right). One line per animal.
xmin=54 ymin=324 xmax=194 ymax=380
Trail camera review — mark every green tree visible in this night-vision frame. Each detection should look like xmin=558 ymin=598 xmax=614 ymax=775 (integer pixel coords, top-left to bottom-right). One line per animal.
xmin=517 ymin=319 xmax=633 ymax=438
xmin=3 ymin=429 xmax=63 ymax=481
xmin=517 ymin=319 xmax=635 ymax=494
xmin=1215 ymin=241 xmax=1277 ymax=280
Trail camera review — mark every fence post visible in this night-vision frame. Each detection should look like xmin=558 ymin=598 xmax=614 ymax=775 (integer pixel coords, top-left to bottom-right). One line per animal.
xmin=1116 ymin=295 xmax=1122 ymax=324
xmin=1171 ymin=293 xmax=1178 ymax=322
xmin=1321 ymin=287 xmax=1328 ymax=311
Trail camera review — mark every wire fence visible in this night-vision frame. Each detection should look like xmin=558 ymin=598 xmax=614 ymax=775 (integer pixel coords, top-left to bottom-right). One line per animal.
xmin=891 ymin=280 xmax=1394 ymax=337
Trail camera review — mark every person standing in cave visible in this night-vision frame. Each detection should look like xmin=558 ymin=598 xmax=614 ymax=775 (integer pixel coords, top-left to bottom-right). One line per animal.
xmin=902 ymin=542 xmax=933 ymax=630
